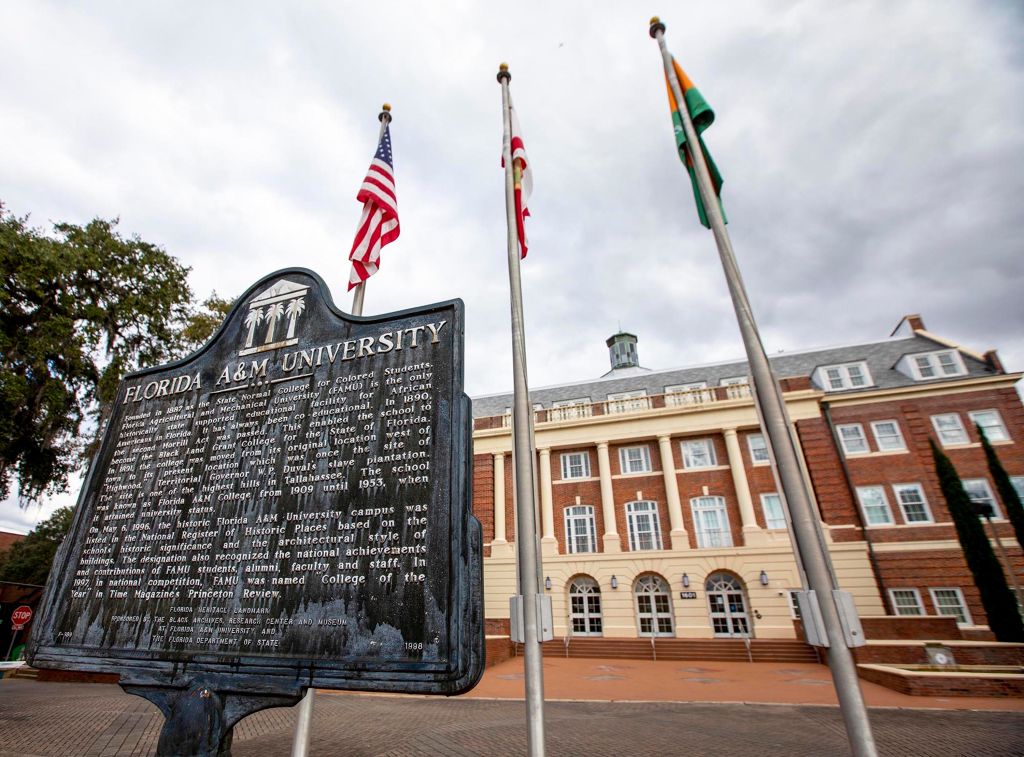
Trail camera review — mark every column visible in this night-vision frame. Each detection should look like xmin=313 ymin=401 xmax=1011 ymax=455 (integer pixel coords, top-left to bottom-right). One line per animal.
xmin=538 ymin=447 xmax=557 ymax=556
xmin=723 ymin=428 xmax=761 ymax=542
xmin=492 ymin=453 xmax=513 ymax=556
xmin=657 ymin=435 xmax=689 ymax=550
xmin=596 ymin=441 xmax=621 ymax=552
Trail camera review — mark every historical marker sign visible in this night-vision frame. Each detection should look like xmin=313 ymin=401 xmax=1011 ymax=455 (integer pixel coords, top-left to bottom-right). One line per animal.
xmin=29 ymin=268 xmax=483 ymax=697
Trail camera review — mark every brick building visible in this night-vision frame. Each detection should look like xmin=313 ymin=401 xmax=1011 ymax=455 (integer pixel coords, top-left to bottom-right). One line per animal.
xmin=470 ymin=315 xmax=1024 ymax=641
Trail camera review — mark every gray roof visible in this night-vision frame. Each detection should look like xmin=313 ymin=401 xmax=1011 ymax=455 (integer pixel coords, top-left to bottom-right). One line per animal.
xmin=471 ymin=334 xmax=1000 ymax=418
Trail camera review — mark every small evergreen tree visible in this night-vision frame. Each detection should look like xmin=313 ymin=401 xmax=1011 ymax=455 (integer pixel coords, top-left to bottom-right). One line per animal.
xmin=978 ymin=425 xmax=1024 ymax=552
xmin=930 ymin=439 xmax=1023 ymax=642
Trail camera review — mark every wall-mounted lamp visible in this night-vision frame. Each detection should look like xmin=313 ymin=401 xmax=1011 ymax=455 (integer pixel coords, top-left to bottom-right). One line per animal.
xmin=610 ymin=575 xmax=619 ymax=590
xmin=759 ymin=570 xmax=769 ymax=586
xmin=544 ymin=576 xmax=552 ymax=591
xmin=681 ymin=573 xmax=690 ymax=588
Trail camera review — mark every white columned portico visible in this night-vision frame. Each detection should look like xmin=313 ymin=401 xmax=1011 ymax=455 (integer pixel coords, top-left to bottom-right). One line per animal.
xmin=723 ymin=427 xmax=762 ymax=543
xmin=596 ymin=442 xmax=621 ymax=552
xmin=537 ymin=447 xmax=557 ymax=556
xmin=492 ymin=452 xmax=513 ymax=557
xmin=657 ymin=434 xmax=689 ymax=550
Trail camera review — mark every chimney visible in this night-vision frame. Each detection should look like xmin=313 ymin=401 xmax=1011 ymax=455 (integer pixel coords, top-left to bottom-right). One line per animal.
xmin=983 ymin=350 xmax=1004 ymax=374
xmin=606 ymin=332 xmax=639 ymax=370
xmin=890 ymin=314 xmax=927 ymax=337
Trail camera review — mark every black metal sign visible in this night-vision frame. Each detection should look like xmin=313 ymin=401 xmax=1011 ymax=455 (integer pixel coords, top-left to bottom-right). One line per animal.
xmin=29 ymin=269 xmax=482 ymax=706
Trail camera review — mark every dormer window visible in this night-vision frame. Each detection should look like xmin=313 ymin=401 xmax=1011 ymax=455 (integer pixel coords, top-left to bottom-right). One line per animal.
xmin=900 ymin=349 xmax=966 ymax=380
xmin=813 ymin=362 xmax=872 ymax=391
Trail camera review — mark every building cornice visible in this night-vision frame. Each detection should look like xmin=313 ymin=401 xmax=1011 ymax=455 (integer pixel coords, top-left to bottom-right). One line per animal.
xmin=820 ymin=373 xmax=1022 ymax=408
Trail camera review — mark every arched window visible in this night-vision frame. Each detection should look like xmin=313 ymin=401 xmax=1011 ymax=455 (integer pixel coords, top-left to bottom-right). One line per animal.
xmin=569 ymin=577 xmax=603 ymax=636
xmin=626 ymin=501 xmax=662 ymax=551
xmin=564 ymin=505 xmax=596 ymax=554
xmin=705 ymin=572 xmax=750 ymax=637
xmin=634 ymin=574 xmax=674 ymax=636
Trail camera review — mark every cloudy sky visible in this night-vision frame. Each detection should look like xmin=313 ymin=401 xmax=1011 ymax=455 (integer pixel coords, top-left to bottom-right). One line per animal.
xmin=2 ymin=1 xmax=1023 ymax=532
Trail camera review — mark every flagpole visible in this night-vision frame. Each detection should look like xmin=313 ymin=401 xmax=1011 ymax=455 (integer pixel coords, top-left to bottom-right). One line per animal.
xmin=350 ymin=104 xmax=393 ymax=317
xmin=649 ymin=17 xmax=878 ymax=757
xmin=498 ymin=62 xmax=547 ymax=757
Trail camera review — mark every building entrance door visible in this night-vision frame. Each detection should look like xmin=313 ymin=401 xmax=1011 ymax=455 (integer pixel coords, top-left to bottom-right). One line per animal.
xmin=706 ymin=573 xmax=750 ymax=637
xmin=569 ymin=577 xmax=603 ymax=636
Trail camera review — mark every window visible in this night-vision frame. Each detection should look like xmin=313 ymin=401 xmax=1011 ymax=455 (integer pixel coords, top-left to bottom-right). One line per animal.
xmin=681 ymin=438 xmax=717 ymax=468
xmin=747 ymin=433 xmax=770 ymax=463
xmin=760 ymin=493 xmax=786 ymax=529
xmin=836 ymin=423 xmax=869 ymax=455
xmin=931 ymin=414 xmax=968 ymax=445
xmin=691 ymin=496 xmax=732 ymax=548
xmin=1011 ymin=476 xmax=1024 ymax=500
xmin=892 ymin=483 xmax=932 ymax=524
xmin=665 ymin=382 xmax=713 ymax=406
xmin=720 ymin=376 xmax=747 ymax=386
xmin=569 ymin=577 xmax=603 ymax=635
xmin=929 ymin=588 xmax=972 ymax=625
xmin=787 ymin=590 xmax=802 ymax=619
xmin=910 ymin=350 xmax=966 ymax=379
xmin=889 ymin=588 xmax=924 ymax=616
xmin=814 ymin=362 xmax=871 ymax=391
xmin=607 ymin=390 xmax=649 ymax=414
xmin=856 ymin=486 xmax=894 ymax=526
xmin=626 ymin=501 xmax=662 ymax=551
xmin=962 ymin=478 xmax=1001 ymax=519
xmin=634 ymin=575 xmax=674 ymax=636
xmin=550 ymin=398 xmax=591 ymax=421
xmin=870 ymin=420 xmax=906 ymax=451
xmin=968 ymin=410 xmax=1009 ymax=442
xmin=564 ymin=505 xmax=597 ymax=554
xmin=618 ymin=445 xmax=652 ymax=474
xmin=560 ymin=452 xmax=591 ymax=480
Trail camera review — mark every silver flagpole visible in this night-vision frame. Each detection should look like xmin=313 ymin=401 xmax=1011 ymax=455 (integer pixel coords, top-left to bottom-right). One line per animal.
xmin=292 ymin=103 xmax=394 ymax=757
xmin=649 ymin=17 xmax=878 ymax=757
xmin=497 ymin=62 xmax=547 ymax=757
xmin=350 ymin=104 xmax=393 ymax=317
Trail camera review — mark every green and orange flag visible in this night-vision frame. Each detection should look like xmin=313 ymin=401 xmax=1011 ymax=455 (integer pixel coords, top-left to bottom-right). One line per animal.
xmin=665 ymin=58 xmax=725 ymax=228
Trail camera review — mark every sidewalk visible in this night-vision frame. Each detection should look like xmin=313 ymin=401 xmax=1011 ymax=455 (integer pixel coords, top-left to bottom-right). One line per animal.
xmin=460 ymin=657 xmax=1024 ymax=711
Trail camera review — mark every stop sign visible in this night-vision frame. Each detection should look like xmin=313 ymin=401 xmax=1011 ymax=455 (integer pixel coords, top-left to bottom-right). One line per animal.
xmin=10 ymin=605 xmax=32 ymax=631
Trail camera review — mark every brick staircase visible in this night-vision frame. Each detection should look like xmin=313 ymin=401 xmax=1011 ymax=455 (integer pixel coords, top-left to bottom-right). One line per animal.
xmin=527 ymin=637 xmax=819 ymax=663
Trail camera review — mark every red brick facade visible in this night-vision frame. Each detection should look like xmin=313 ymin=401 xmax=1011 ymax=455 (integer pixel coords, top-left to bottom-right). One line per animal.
xmin=472 ymin=373 xmax=1024 ymax=635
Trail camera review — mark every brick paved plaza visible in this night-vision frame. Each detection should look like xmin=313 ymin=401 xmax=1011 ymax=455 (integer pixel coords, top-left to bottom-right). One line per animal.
xmin=0 ymin=676 xmax=1022 ymax=757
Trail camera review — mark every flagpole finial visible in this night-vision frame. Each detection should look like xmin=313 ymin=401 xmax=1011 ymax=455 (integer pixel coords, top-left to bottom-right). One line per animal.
xmin=497 ymin=62 xmax=510 ymax=83
xmin=379 ymin=103 xmax=392 ymax=123
xmin=649 ymin=16 xmax=665 ymax=37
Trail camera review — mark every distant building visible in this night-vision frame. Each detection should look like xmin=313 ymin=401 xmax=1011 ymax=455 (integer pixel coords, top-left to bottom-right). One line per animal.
xmin=0 ymin=531 xmax=24 ymax=554
xmin=471 ymin=315 xmax=1023 ymax=640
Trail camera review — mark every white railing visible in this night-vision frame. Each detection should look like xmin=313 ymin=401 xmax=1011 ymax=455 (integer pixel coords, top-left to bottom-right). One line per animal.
xmin=725 ymin=384 xmax=753 ymax=400
xmin=604 ymin=396 xmax=651 ymax=414
xmin=548 ymin=403 xmax=593 ymax=422
xmin=481 ymin=383 xmax=754 ymax=430
xmin=665 ymin=388 xmax=716 ymax=407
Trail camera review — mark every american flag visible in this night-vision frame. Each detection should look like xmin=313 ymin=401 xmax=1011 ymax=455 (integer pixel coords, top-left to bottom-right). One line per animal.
xmin=503 ymin=94 xmax=532 ymax=258
xmin=348 ymin=122 xmax=399 ymax=290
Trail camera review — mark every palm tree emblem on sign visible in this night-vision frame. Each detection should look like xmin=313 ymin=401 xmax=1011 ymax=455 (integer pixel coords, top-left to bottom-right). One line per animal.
xmin=243 ymin=307 xmax=264 ymax=349
xmin=285 ymin=297 xmax=306 ymax=339
xmin=264 ymin=302 xmax=285 ymax=344
xmin=238 ymin=278 xmax=311 ymax=357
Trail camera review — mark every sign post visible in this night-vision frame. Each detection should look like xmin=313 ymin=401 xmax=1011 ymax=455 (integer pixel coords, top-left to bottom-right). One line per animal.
xmin=5 ymin=606 xmax=33 ymax=660
xmin=28 ymin=269 xmax=483 ymax=756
